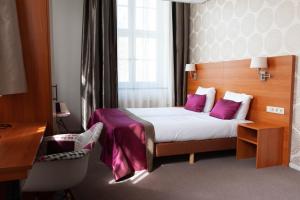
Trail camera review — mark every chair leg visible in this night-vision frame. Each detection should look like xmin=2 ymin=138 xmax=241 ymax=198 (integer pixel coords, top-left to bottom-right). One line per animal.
xmin=64 ymin=189 xmax=75 ymax=200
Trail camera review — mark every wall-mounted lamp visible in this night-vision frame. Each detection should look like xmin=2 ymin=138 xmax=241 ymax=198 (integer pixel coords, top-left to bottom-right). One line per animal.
xmin=250 ymin=57 xmax=270 ymax=81
xmin=185 ymin=64 xmax=197 ymax=80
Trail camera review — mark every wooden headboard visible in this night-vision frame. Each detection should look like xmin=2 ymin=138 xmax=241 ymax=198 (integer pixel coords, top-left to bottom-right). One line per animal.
xmin=187 ymin=55 xmax=296 ymax=165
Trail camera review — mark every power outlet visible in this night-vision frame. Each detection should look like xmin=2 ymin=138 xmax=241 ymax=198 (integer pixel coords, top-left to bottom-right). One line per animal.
xmin=266 ymin=106 xmax=284 ymax=115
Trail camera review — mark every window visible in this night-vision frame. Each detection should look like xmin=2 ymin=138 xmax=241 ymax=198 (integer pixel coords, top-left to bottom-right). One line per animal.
xmin=117 ymin=0 xmax=170 ymax=87
xmin=117 ymin=0 xmax=172 ymax=108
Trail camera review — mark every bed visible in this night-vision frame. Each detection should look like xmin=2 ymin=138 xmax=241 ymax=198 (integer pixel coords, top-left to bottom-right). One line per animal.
xmin=128 ymin=107 xmax=250 ymax=161
xmin=127 ymin=107 xmax=249 ymax=142
xmin=88 ymin=107 xmax=250 ymax=180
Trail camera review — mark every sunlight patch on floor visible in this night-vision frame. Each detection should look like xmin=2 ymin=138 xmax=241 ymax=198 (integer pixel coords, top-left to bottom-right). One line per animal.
xmin=108 ymin=170 xmax=149 ymax=185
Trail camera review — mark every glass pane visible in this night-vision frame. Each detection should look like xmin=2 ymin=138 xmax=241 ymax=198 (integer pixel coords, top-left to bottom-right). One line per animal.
xmin=117 ymin=6 xmax=128 ymax=29
xmin=118 ymin=60 xmax=129 ymax=82
xmin=135 ymin=8 xmax=156 ymax=31
xmin=118 ymin=37 xmax=128 ymax=59
xmin=135 ymin=60 xmax=156 ymax=82
xmin=136 ymin=0 xmax=156 ymax=8
xmin=136 ymin=38 xmax=156 ymax=60
xmin=117 ymin=0 xmax=128 ymax=6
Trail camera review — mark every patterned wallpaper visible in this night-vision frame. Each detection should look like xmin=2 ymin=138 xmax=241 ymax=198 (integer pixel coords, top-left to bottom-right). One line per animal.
xmin=189 ymin=0 xmax=300 ymax=170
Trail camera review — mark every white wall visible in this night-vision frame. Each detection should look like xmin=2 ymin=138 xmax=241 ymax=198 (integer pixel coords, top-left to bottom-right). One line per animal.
xmin=50 ymin=0 xmax=84 ymax=132
xmin=190 ymin=0 xmax=300 ymax=170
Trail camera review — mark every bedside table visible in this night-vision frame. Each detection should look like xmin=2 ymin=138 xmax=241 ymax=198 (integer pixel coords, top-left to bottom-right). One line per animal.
xmin=54 ymin=102 xmax=71 ymax=133
xmin=236 ymin=123 xmax=283 ymax=168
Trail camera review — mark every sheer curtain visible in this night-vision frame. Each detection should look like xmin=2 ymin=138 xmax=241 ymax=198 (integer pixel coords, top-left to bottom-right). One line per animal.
xmin=117 ymin=0 xmax=174 ymax=108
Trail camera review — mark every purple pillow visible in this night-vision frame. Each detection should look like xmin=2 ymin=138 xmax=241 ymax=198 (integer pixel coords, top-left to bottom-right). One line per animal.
xmin=210 ymin=99 xmax=241 ymax=120
xmin=184 ymin=94 xmax=206 ymax=112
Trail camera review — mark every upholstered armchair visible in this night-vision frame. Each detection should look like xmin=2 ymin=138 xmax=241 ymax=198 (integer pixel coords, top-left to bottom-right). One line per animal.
xmin=22 ymin=122 xmax=103 ymax=196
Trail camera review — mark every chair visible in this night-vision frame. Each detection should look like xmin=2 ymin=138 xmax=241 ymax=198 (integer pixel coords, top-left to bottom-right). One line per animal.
xmin=22 ymin=122 xmax=103 ymax=197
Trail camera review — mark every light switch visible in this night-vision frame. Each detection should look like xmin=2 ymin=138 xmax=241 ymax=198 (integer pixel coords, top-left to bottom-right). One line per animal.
xmin=277 ymin=107 xmax=284 ymax=114
xmin=266 ymin=106 xmax=284 ymax=115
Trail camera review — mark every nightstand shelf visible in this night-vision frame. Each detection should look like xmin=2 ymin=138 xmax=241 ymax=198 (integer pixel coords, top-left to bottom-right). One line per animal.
xmin=238 ymin=136 xmax=257 ymax=145
xmin=237 ymin=122 xmax=283 ymax=168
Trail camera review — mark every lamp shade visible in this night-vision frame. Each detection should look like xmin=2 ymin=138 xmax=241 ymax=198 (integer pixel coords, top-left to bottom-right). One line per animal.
xmin=185 ymin=64 xmax=196 ymax=72
xmin=0 ymin=0 xmax=27 ymax=96
xmin=250 ymin=57 xmax=268 ymax=69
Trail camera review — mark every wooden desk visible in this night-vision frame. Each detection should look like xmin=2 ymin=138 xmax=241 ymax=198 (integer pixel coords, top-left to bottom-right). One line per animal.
xmin=0 ymin=123 xmax=46 ymax=200
xmin=0 ymin=122 xmax=46 ymax=182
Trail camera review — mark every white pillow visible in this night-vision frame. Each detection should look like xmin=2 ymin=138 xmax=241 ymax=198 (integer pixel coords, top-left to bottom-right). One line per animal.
xmin=223 ymin=91 xmax=253 ymax=120
xmin=195 ymin=87 xmax=216 ymax=112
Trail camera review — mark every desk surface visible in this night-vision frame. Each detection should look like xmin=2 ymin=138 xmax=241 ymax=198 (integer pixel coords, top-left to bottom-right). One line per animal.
xmin=0 ymin=123 xmax=46 ymax=182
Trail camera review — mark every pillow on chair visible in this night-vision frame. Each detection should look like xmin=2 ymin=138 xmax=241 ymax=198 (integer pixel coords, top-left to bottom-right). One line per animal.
xmin=78 ymin=122 xmax=103 ymax=150
xmin=44 ymin=122 xmax=103 ymax=156
xmin=45 ymin=134 xmax=79 ymax=155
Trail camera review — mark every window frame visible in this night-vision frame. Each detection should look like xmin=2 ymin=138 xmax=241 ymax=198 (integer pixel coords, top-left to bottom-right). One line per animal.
xmin=117 ymin=0 xmax=164 ymax=89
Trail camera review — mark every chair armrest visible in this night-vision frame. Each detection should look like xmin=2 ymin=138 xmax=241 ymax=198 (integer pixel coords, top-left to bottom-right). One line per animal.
xmin=43 ymin=134 xmax=79 ymax=142
xmin=38 ymin=149 xmax=89 ymax=162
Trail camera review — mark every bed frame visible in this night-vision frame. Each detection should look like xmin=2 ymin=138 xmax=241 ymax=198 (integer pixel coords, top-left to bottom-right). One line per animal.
xmin=155 ymin=138 xmax=236 ymax=163
xmin=154 ymin=55 xmax=295 ymax=165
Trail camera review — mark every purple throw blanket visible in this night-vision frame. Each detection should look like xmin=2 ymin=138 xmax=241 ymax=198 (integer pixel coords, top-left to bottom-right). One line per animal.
xmin=88 ymin=108 xmax=155 ymax=181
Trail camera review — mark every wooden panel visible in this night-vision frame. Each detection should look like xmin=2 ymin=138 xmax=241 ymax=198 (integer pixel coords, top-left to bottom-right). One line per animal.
xmin=238 ymin=126 xmax=258 ymax=145
xmin=236 ymin=140 xmax=257 ymax=160
xmin=0 ymin=0 xmax=52 ymax=132
xmin=257 ymin=128 xmax=283 ymax=168
xmin=155 ymin=138 xmax=236 ymax=157
xmin=188 ymin=55 xmax=295 ymax=166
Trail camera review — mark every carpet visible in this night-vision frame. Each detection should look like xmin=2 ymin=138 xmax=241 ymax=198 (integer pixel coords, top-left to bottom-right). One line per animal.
xmin=72 ymin=145 xmax=300 ymax=200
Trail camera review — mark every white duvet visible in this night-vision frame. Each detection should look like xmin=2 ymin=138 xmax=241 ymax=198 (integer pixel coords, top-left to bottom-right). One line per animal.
xmin=127 ymin=107 xmax=251 ymax=143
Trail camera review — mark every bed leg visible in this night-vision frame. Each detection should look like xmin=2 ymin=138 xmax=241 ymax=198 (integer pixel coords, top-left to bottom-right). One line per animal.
xmin=189 ymin=153 xmax=195 ymax=164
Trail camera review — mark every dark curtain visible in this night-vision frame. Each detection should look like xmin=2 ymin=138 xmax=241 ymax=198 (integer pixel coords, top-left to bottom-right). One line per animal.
xmin=81 ymin=0 xmax=118 ymax=129
xmin=172 ymin=3 xmax=190 ymax=106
